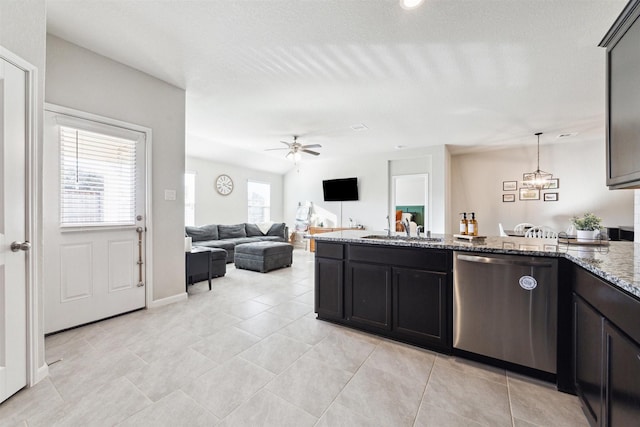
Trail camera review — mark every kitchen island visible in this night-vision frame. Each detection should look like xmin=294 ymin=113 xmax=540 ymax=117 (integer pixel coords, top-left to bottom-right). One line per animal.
xmin=313 ymin=230 xmax=640 ymax=426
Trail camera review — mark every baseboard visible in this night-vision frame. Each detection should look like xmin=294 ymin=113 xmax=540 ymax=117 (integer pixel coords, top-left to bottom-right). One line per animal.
xmin=31 ymin=363 xmax=49 ymax=386
xmin=148 ymin=292 xmax=188 ymax=309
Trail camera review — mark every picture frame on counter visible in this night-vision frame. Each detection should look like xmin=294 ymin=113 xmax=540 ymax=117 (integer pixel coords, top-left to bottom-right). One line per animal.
xmin=519 ymin=188 xmax=540 ymax=201
xmin=503 ymin=194 xmax=516 ymax=202
xmin=544 ymin=192 xmax=559 ymax=202
xmin=503 ymin=180 xmax=517 ymax=191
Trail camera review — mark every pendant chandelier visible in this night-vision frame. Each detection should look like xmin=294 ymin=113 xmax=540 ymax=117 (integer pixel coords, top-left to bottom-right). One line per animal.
xmin=522 ymin=132 xmax=553 ymax=189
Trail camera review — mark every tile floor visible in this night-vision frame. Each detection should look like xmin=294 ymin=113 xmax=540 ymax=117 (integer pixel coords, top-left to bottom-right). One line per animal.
xmin=0 ymin=249 xmax=588 ymax=426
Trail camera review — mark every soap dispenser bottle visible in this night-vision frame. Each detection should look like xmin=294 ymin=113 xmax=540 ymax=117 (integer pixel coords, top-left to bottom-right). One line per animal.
xmin=468 ymin=212 xmax=478 ymax=236
xmin=459 ymin=213 xmax=468 ymax=235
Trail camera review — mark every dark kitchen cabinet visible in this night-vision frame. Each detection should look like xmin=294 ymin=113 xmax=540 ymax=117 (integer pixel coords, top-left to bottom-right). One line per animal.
xmin=314 ymin=243 xmax=345 ymax=321
xmin=346 ymin=262 xmax=392 ymax=331
xmin=314 ymin=241 xmax=451 ymax=352
xmin=600 ymin=0 xmax=640 ymax=189
xmin=603 ymin=321 xmax=640 ymax=426
xmin=573 ymin=265 xmax=640 ymax=427
xmin=573 ymin=295 xmax=604 ymax=426
xmin=393 ymin=267 xmax=449 ymax=350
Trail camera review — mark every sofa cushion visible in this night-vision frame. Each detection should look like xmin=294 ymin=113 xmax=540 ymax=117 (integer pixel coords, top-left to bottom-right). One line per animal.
xmin=245 ymin=223 xmax=265 ymax=237
xmin=218 ymin=224 xmax=247 ymax=239
xmin=186 ymin=224 xmax=218 ymax=242
xmin=267 ymin=223 xmax=286 ymax=238
xmin=193 ymin=240 xmax=235 ymax=251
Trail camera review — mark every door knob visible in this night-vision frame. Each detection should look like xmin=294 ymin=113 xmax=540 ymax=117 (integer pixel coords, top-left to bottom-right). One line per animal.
xmin=10 ymin=241 xmax=31 ymax=252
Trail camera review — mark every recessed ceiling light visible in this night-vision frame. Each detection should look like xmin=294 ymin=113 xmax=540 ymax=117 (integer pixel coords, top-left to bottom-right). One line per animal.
xmin=350 ymin=123 xmax=368 ymax=132
xmin=400 ymin=0 xmax=425 ymax=10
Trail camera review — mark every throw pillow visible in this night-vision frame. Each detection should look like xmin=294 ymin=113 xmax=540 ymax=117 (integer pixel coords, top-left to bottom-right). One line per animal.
xmin=245 ymin=223 xmax=264 ymax=237
xmin=218 ymin=224 xmax=247 ymax=239
xmin=267 ymin=222 xmax=286 ymax=238
xmin=185 ymin=224 xmax=218 ymax=242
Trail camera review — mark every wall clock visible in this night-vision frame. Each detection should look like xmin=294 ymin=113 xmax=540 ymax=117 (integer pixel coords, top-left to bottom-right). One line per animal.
xmin=215 ymin=174 xmax=234 ymax=195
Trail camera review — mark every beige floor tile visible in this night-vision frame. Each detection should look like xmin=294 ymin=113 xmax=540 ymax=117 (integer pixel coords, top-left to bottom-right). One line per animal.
xmin=238 ymin=333 xmax=311 ymax=374
xmin=219 ymin=389 xmax=317 ymax=427
xmin=56 ymin=377 xmax=151 ymax=427
xmin=305 ymin=328 xmax=378 ymax=373
xmin=334 ymin=364 xmax=425 ymax=426
xmin=266 ymin=354 xmax=352 ymax=417
xmin=434 ymin=354 xmax=507 ymax=385
xmin=513 ymin=418 xmax=541 ymax=427
xmin=223 ymin=299 xmax=272 ymax=319
xmin=421 ymin=360 xmax=512 ymax=426
xmin=277 ymin=316 xmax=337 ymax=345
xmin=266 ymin=300 xmax=313 ymax=320
xmin=292 ymin=290 xmax=314 ymax=305
xmin=414 ymin=402 xmax=484 ymax=427
xmin=507 ymin=373 xmax=588 ymax=427
xmin=235 ymin=311 xmax=292 ymax=338
xmin=315 ymin=402 xmax=381 ymax=427
xmin=252 ymin=291 xmax=294 ymax=306
xmin=118 ymin=390 xmax=219 ymax=426
xmin=127 ymin=325 xmax=203 ymax=363
xmin=190 ymin=326 xmax=261 ymax=364
xmin=363 ymin=340 xmax=435 ymax=385
xmin=182 ymin=357 xmax=275 ymax=418
xmin=126 ymin=347 xmax=217 ymax=401
xmin=0 ymin=378 xmax=64 ymax=427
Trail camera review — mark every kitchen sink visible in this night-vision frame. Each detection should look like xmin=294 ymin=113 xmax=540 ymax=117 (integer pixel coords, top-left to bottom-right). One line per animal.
xmin=361 ymin=235 xmax=444 ymax=243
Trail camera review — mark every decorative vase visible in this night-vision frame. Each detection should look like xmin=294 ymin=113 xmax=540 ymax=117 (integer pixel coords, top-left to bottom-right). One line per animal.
xmin=576 ymin=229 xmax=598 ymax=243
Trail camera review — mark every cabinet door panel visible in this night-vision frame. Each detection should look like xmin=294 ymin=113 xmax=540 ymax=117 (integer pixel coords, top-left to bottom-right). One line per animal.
xmin=393 ymin=267 xmax=448 ymax=347
xmin=346 ymin=262 xmax=391 ymax=331
xmin=573 ymin=294 xmax=604 ymax=427
xmin=315 ymin=258 xmax=344 ymax=320
xmin=604 ymin=321 xmax=640 ymax=427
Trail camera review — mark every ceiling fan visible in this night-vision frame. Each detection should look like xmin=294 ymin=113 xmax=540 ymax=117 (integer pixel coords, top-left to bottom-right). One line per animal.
xmin=265 ymin=136 xmax=322 ymax=160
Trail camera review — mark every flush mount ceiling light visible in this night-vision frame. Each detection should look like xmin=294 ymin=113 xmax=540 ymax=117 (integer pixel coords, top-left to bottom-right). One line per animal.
xmin=400 ymin=0 xmax=425 ymax=10
xmin=522 ymin=132 xmax=553 ymax=190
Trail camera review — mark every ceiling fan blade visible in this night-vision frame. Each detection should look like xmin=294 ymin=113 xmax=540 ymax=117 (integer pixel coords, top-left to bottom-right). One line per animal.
xmin=301 ymin=149 xmax=321 ymax=156
xmin=279 ymin=141 xmax=292 ymax=146
xmin=301 ymin=144 xmax=322 ymax=149
xmin=265 ymin=147 xmax=290 ymax=151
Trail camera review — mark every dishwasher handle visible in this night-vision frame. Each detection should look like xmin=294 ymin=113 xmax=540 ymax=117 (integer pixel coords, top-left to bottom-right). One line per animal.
xmin=456 ymin=253 xmax=554 ymax=268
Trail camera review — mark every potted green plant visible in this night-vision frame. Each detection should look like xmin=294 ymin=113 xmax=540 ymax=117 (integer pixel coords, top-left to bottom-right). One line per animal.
xmin=571 ymin=213 xmax=602 ymax=242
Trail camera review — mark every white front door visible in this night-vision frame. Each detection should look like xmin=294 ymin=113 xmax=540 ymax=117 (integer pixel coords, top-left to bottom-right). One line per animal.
xmin=43 ymin=108 xmax=147 ymax=334
xmin=0 ymin=57 xmax=28 ymax=402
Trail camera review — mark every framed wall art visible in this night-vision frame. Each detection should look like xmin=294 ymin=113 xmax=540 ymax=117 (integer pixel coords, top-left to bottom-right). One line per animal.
xmin=519 ymin=188 xmax=540 ymax=201
xmin=544 ymin=192 xmax=559 ymax=201
xmin=503 ymin=181 xmax=517 ymax=191
xmin=503 ymin=194 xmax=516 ymax=202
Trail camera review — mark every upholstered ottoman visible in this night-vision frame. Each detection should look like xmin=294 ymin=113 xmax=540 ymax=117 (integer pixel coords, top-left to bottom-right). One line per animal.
xmin=234 ymin=241 xmax=293 ymax=273
xmin=208 ymin=247 xmax=227 ymax=278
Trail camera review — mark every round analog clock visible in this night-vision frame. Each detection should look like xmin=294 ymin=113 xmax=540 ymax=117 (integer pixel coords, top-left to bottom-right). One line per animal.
xmin=215 ymin=174 xmax=234 ymax=195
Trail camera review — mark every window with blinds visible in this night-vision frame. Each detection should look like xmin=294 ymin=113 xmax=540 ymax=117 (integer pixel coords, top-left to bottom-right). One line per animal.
xmin=60 ymin=125 xmax=137 ymax=227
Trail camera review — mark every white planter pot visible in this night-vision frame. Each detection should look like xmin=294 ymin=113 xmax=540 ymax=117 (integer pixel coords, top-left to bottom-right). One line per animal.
xmin=576 ymin=229 xmax=599 ymax=242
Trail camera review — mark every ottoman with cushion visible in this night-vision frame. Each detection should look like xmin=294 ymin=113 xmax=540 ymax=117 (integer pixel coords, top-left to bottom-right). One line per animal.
xmin=234 ymin=241 xmax=293 ymax=273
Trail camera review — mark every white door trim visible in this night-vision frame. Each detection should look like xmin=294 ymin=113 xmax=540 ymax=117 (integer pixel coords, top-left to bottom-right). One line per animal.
xmin=0 ymin=46 xmax=47 ymax=386
xmin=44 ymin=103 xmax=154 ymax=318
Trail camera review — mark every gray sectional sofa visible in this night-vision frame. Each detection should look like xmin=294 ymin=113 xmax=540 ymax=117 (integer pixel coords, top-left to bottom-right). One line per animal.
xmin=186 ymin=222 xmax=289 ymax=263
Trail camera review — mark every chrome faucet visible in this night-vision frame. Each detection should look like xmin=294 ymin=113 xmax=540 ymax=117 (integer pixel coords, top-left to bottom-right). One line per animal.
xmin=416 ymin=225 xmax=424 ymax=237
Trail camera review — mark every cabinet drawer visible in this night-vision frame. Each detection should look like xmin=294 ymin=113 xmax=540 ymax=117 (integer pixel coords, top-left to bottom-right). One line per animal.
xmin=348 ymin=244 xmax=449 ymax=272
xmin=316 ymin=242 xmax=344 ymax=259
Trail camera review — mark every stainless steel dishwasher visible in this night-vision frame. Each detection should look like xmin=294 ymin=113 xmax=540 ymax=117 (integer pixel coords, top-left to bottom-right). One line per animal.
xmin=453 ymin=251 xmax=558 ymax=374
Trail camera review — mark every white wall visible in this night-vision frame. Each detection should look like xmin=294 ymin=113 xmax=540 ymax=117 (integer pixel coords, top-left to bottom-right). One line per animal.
xmin=283 ymin=145 xmax=450 ymax=233
xmin=45 ymin=35 xmax=186 ymax=301
xmin=451 ymin=137 xmax=634 ymax=236
xmin=0 ymin=0 xmax=48 ymax=384
xmin=186 ymin=156 xmax=284 ymax=225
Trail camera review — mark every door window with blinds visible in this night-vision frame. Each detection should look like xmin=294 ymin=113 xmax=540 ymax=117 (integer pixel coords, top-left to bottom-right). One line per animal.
xmin=59 ymin=124 xmax=140 ymax=227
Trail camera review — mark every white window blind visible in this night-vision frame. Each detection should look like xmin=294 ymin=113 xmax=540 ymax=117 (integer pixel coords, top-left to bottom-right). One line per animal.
xmin=60 ymin=125 xmax=137 ymax=226
xmin=247 ymin=180 xmax=271 ymax=223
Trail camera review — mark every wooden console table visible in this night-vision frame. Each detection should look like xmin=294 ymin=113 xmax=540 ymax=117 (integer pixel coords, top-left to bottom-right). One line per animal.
xmin=308 ymin=227 xmax=361 ymax=252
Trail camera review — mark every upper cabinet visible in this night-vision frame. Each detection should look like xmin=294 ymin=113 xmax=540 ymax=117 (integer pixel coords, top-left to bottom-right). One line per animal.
xmin=600 ymin=0 xmax=640 ymax=189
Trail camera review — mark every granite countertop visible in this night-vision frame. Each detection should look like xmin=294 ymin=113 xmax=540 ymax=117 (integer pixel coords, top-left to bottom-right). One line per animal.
xmin=313 ymin=229 xmax=640 ymax=299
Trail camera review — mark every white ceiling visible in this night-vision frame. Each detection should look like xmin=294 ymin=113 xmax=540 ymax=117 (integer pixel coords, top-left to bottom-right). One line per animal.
xmin=46 ymin=0 xmax=627 ymax=174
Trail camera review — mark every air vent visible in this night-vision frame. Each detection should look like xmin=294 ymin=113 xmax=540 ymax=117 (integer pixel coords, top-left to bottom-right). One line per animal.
xmin=350 ymin=123 xmax=368 ymax=132
xmin=557 ymin=133 xmax=577 ymax=139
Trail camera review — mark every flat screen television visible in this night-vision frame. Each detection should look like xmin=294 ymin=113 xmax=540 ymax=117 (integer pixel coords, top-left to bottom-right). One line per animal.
xmin=322 ymin=177 xmax=359 ymax=201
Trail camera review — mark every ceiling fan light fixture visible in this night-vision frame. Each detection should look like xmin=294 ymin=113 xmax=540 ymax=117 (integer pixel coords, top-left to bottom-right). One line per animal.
xmin=292 ymin=151 xmax=302 ymax=162
xmin=400 ymin=0 xmax=425 ymax=10
xmin=522 ymin=132 xmax=554 ymax=190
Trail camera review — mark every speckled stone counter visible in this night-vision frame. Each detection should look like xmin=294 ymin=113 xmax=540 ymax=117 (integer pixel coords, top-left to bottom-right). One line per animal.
xmin=312 ymin=229 xmax=640 ymax=299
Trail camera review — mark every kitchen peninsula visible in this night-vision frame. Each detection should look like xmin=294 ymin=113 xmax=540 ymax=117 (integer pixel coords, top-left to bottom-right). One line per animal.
xmin=313 ymin=230 xmax=640 ymax=426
